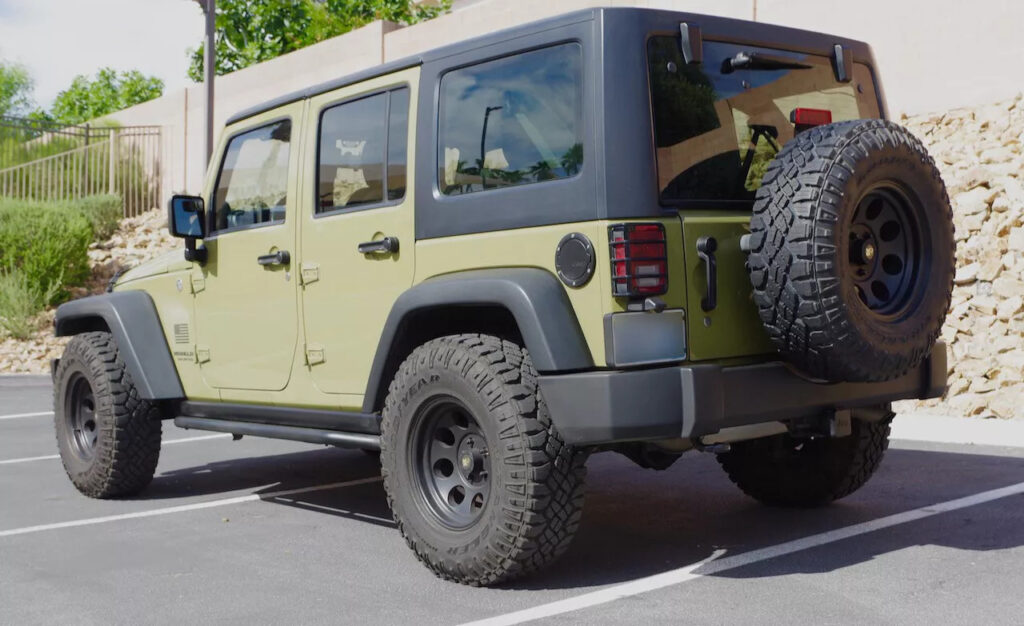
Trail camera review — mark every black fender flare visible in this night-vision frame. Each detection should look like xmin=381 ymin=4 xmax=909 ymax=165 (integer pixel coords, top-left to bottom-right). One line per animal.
xmin=362 ymin=268 xmax=593 ymax=413
xmin=54 ymin=291 xmax=185 ymax=400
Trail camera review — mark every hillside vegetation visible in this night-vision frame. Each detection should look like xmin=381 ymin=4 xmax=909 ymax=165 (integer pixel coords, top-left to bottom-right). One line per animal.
xmin=0 ymin=195 xmax=121 ymax=338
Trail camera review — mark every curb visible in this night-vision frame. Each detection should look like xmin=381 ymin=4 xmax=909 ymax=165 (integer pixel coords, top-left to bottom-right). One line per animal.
xmin=0 ymin=374 xmax=51 ymax=388
xmin=892 ymin=413 xmax=1024 ymax=448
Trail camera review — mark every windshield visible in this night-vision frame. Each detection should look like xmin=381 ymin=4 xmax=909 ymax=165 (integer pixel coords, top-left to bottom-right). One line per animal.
xmin=648 ymin=37 xmax=880 ymax=204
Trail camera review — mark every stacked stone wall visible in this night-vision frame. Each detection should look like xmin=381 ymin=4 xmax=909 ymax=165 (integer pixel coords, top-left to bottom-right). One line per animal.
xmin=896 ymin=94 xmax=1024 ymax=418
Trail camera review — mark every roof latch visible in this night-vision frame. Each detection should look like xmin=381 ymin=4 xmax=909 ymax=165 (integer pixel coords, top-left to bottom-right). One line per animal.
xmin=832 ymin=44 xmax=853 ymax=83
xmin=680 ymin=22 xmax=703 ymax=65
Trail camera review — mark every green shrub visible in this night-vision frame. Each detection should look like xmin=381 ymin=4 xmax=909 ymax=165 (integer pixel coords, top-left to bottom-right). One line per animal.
xmin=0 ymin=268 xmax=60 ymax=339
xmin=0 ymin=198 xmax=93 ymax=303
xmin=73 ymin=194 xmax=123 ymax=240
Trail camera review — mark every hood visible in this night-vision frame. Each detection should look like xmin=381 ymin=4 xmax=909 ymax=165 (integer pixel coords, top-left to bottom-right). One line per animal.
xmin=112 ymin=249 xmax=192 ymax=290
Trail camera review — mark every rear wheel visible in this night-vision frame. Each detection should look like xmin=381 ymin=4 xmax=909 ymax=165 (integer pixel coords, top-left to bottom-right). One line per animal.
xmin=54 ymin=332 xmax=162 ymax=498
xmin=717 ymin=415 xmax=891 ymax=507
xmin=380 ymin=334 xmax=587 ymax=586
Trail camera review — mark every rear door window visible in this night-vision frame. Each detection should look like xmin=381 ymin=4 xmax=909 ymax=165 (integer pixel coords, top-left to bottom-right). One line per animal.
xmin=648 ymin=38 xmax=880 ymax=204
xmin=317 ymin=87 xmax=410 ymax=213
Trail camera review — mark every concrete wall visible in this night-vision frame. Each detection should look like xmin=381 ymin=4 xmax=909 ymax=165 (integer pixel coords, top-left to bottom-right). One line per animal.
xmin=106 ymin=20 xmax=397 ymax=198
xmin=393 ymin=0 xmax=1024 ymax=115
xmin=756 ymin=0 xmax=1024 ymax=118
xmin=108 ymin=0 xmax=1024 ymax=202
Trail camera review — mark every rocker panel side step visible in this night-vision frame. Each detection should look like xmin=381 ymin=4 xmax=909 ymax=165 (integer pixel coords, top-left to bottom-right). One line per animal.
xmin=174 ymin=416 xmax=381 ymax=450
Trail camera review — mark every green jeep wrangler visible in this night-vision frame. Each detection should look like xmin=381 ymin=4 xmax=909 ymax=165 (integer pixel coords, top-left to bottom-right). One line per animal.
xmin=52 ymin=8 xmax=954 ymax=585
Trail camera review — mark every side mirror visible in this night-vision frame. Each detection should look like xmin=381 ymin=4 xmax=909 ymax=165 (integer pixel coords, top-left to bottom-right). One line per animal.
xmin=168 ymin=195 xmax=207 ymax=239
xmin=167 ymin=195 xmax=208 ymax=264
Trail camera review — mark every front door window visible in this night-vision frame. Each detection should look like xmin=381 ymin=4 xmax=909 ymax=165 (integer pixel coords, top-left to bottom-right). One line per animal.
xmin=211 ymin=120 xmax=291 ymax=233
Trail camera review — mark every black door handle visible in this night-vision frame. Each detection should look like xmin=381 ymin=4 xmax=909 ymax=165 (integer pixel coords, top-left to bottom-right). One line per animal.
xmin=257 ymin=250 xmax=290 ymax=266
xmin=696 ymin=236 xmax=717 ymax=312
xmin=358 ymin=236 xmax=399 ymax=255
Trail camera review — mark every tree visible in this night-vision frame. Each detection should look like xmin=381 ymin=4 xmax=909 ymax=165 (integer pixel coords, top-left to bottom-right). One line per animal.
xmin=188 ymin=0 xmax=450 ymax=81
xmin=51 ymin=68 xmax=164 ymax=125
xmin=0 ymin=59 xmax=34 ymax=117
xmin=560 ymin=143 xmax=583 ymax=176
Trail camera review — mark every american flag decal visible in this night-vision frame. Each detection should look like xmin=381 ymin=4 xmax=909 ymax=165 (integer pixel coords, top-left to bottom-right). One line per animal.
xmin=173 ymin=323 xmax=190 ymax=344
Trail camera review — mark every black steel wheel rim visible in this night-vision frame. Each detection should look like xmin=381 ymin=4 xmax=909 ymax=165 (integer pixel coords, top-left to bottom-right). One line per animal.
xmin=412 ymin=396 xmax=491 ymax=530
xmin=65 ymin=373 xmax=98 ymax=459
xmin=847 ymin=184 xmax=924 ymax=318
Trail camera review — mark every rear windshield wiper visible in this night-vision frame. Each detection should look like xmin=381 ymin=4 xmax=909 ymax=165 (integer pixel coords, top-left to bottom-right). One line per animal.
xmin=721 ymin=52 xmax=811 ymax=74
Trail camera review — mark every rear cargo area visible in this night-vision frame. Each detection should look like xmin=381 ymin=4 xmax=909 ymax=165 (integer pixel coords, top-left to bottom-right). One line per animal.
xmin=647 ymin=33 xmax=883 ymax=362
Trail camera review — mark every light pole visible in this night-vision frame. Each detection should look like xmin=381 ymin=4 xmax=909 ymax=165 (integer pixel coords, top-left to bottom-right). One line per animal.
xmin=194 ymin=0 xmax=216 ymax=166
xmin=479 ymin=105 xmax=502 ymax=189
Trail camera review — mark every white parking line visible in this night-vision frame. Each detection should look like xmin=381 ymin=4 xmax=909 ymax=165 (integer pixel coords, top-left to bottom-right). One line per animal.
xmin=0 ymin=454 xmax=60 ymax=465
xmin=0 ymin=476 xmax=383 ymax=538
xmin=0 ymin=433 xmax=231 ymax=465
xmin=164 ymin=433 xmax=231 ymax=445
xmin=462 ymin=480 xmax=1024 ymax=626
xmin=0 ymin=411 xmax=53 ymax=421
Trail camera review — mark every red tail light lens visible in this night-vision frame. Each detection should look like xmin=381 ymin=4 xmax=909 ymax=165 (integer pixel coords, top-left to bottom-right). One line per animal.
xmin=791 ymin=107 xmax=832 ymax=127
xmin=608 ymin=223 xmax=668 ymax=297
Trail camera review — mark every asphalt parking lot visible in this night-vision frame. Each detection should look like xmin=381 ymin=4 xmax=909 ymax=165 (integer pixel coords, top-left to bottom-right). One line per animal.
xmin=2 ymin=374 xmax=1023 ymax=625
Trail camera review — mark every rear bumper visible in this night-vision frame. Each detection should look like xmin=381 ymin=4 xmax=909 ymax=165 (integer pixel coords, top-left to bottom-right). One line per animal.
xmin=539 ymin=342 xmax=947 ymax=446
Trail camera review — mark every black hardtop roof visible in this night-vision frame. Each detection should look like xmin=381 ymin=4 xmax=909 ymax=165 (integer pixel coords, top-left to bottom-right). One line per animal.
xmin=227 ymin=6 xmax=874 ymax=126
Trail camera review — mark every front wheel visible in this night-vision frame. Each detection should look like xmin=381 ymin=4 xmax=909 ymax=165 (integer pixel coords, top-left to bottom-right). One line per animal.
xmin=54 ymin=332 xmax=162 ymax=498
xmin=380 ymin=334 xmax=587 ymax=586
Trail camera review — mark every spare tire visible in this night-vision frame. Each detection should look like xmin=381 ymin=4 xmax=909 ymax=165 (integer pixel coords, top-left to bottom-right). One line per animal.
xmin=748 ymin=119 xmax=954 ymax=382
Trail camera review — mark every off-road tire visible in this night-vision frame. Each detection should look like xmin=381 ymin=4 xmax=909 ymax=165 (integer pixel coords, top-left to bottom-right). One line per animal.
xmin=54 ymin=332 xmax=162 ymax=498
xmin=717 ymin=417 xmax=891 ymax=507
xmin=380 ymin=334 xmax=587 ymax=586
xmin=748 ymin=119 xmax=954 ymax=382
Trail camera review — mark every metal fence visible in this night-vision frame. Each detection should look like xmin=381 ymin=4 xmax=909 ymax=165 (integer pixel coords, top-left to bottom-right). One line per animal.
xmin=0 ymin=116 xmax=162 ymax=217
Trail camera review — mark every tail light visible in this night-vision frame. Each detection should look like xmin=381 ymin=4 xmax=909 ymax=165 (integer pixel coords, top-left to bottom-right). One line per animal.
xmin=608 ymin=223 xmax=668 ymax=297
xmin=791 ymin=107 xmax=832 ymax=130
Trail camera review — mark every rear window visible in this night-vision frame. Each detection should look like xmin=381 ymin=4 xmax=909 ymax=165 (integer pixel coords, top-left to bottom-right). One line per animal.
xmin=648 ymin=37 xmax=880 ymax=204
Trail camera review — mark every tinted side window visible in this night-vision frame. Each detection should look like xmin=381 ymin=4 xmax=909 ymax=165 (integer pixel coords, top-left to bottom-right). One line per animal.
xmin=317 ymin=87 xmax=409 ymax=213
xmin=212 ymin=120 xmax=291 ymax=233
xmin=438 ymin=43 xmax=583 ymax=196
xmin=387 ymin=88 xmax=410 ymax=201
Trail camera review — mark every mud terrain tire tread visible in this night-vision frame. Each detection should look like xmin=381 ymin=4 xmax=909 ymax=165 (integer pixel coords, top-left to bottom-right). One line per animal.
xmin=747 ymin=119 xmax=954 ymax=382
xmin=717 ymin=418 xmax=891 ymax=507
xmin=380 ymin=334 xmax=587 ymax=586
xmin=54 ymin=331 xmax=162 ymax=498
